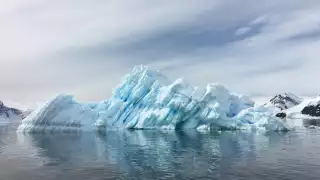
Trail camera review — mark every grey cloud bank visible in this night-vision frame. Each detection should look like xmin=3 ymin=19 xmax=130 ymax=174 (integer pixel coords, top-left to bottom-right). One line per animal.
xmin=1 ymin=0 xmax=320 ymax=108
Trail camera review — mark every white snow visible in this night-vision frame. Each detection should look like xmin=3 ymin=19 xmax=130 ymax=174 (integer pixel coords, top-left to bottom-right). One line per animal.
xmin=0 ymin=101 xmax=25 ymax=123
xmin=264 ymin=93 xmax=303 ymax=112
xmin=17 ymin=65 xmax=291 ymax=132
xmin=285 ymin=96 xmax=320 ymax=119
xmin=17 ymin=94 xmax=99 ymax=133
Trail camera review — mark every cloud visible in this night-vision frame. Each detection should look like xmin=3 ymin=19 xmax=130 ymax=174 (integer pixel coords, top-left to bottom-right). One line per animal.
xmin=235 ymin=27 xmax=252 ymax=36
xmin=287 ymin=29 xmax=320 ymax=41
xmin=1 ymin=0 xmax=320 ymax=107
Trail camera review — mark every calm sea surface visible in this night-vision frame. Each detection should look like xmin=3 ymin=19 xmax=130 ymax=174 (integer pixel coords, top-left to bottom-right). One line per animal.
xmin=1 ymin=123 xmax=320 ymax=180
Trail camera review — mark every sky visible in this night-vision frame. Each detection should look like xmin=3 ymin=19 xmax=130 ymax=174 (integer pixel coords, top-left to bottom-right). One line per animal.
xmin=1 ymin=0 xmax=320 ymax=108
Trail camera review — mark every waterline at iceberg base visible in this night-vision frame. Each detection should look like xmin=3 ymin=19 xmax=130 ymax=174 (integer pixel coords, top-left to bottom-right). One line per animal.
xmin=17 ymin=66 xmax=291 ymax=133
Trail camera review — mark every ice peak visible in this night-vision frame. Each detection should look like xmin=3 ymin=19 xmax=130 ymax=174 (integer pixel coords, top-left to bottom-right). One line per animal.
xmin=130 ymin=65 xmax=170 ymax=85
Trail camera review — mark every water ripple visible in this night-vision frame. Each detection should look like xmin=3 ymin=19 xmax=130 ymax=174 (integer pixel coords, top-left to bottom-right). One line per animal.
xmin=1 ymin=124 xmax=320 ymax=179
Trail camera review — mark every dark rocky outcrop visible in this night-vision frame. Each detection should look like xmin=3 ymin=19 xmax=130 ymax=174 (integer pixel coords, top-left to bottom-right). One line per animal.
xmin=301 ymin=104 xmax=320 ymax=117
xmin=275 ymin=112 xmax=286 ymax=119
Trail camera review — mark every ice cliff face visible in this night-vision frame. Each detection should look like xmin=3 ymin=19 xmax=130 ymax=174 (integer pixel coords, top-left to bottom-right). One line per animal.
xmin=17 ymin=95 xmax=98 ymax=132
xmin=17 ymin=66 xmax=290 ymax=132
xmin=100 ymin=66 xmax=257 ymax=130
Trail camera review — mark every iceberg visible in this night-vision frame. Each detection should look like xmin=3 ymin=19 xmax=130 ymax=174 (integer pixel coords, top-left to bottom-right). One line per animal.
xmin=17 ymin=66 xmax=290 ymax=132
xmin=17 ymin=95 xmax=98 ymax=132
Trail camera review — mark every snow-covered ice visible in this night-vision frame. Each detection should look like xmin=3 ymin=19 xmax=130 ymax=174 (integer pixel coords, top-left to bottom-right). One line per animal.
xmin=17 ymin=66 xmax=291 ymax=132
xmin=17 ymin=95 xmax=98 ymax=132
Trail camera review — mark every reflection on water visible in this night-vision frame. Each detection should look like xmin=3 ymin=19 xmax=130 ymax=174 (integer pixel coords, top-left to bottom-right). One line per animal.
xmin=303 ymin=119 xmax=320 ymax=127
xmin=1 ymin=124 xmax=320 ymax=179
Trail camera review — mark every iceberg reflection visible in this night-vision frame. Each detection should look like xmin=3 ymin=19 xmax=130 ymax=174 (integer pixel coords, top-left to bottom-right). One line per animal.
xmin=15 ymin=129 xmax=287 ymax=178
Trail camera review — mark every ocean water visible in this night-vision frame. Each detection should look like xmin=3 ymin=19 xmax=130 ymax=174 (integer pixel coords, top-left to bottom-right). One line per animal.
xmin=1 ymin=123 xmax=320 ymax=180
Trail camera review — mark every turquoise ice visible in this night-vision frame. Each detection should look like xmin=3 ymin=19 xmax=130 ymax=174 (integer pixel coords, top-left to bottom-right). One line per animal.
xmin=17 ymin=66 xmax=290 ymax=132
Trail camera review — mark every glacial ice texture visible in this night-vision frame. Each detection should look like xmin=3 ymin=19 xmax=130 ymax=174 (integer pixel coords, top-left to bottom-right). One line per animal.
xmin=17 ymin=95 xmax=98 ymax=132
xmin=17 ymin=66 xmax=291 ymax=132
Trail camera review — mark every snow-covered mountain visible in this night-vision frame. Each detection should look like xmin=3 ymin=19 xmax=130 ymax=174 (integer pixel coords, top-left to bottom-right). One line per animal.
xmin=17 ymin=66 xmax=290 ymax=133
xmin=266 ymin=93 xmax=302 ymax=111
xmin=261 ymin=93 xmax=320 ymax=123
xmin=21 ymin=109 xmax=33 ymax=119
xmin=283 ymin=96 xmax=320 ymax=119
xmin=300 ymin=96 xmax=320 ymax=117
xmin=0 ymin=101 xmax=27 ymax=122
